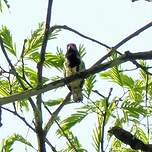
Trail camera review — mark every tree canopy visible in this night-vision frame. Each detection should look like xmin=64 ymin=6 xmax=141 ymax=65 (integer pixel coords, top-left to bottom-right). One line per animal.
xmin=0 ymin=0 xmax=152 ymax=152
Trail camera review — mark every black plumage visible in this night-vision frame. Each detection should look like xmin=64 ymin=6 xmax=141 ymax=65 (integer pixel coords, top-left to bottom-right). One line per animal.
xmin=64 ymin=43 xmax=85 ymax=102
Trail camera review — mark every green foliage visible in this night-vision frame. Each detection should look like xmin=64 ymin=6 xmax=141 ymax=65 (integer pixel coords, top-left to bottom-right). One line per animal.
xmin=84 ymin=75 xmax=96 ymax=97
xmin=100 ymin=66 xmax=134 ymax=88
xmin=44 ymin=98 xmax=64 ymax=106
xmin=16 ymin=66 xmax=49 ymax=87
xmin=0 ymin=134 xmax=33 ymax=152
xmin=0 ymin=16 xmax=152 ymax=152
xmin=0 ymin=0 xmax=9 ymax=12
xmin=57 ymin=109 xmax=89 ymax=135
xmin=122 ymin=99 xmax=147 ymax=118
xmin=131 ymin=124 xmax=148 ymax=143
xmin=22 ymin=23 xmax=60 ymax=58
xmin=0 ymin=79 xmax=10 ymax=96
xmin=30 ymin=51 xmax=64 ymax=70
xmin=78 ymin=44 xmax=86 ymax=58
xmin=110 ymin=138 xmax=137 ymax=152
xmin=92 ymin=116 xmax=102 ymax=152
xmin=59 ymin=130 xmax=87 ymax=152
xmin=0 ymin=26 xmax=16 ymax=56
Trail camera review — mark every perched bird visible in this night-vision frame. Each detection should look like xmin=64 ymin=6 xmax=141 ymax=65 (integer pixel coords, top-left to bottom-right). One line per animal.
xmin=64 ymin=43 xmax=85 ymax=102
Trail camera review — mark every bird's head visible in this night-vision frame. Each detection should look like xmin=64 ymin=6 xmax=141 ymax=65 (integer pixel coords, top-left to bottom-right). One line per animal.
xmin=67 ymin=43 xmax=77 ymax=52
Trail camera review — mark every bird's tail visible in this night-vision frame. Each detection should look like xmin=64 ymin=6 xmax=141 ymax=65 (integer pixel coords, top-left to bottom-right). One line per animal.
xmin=71 ymin=88 xmax=83 ymax=102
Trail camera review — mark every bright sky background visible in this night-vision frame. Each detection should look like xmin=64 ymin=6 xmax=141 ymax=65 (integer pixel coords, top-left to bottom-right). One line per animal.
xmin=0 ymin=0 xmax=152 ymax=151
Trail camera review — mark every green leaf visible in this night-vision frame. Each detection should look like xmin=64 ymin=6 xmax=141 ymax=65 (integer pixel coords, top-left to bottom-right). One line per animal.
xmin=121 ymin=99 xmax=147 ymax=118
xmin=78 ymin=44 xmax=86 ymax=58
xmin=131 ymin=125 xmax=148 ymax=144
xmin=0 ymin=26 xmax=16 ymax=56
xmin=0 ymin=79 xmax=10 ymax=96
xmin=29 ymin=50 xmax=64 ymax=71
xmin=100 ymin=67 xmax=123 ymax=86
xmin=111 ymin=138 xmax=137 ymax=152
xmin=58 ymin=130 xmax=86 ymax=152
xmin=0 ymin=0 xmax=10 ymax=12
xmin=0 ymin=134 xmax=33 ymax=152
xmin=44 ymin=98 xmax=64 ymax=107
xmin=17 ymin=66 xmax=49 ymax=87
xmin=84 ymin=75 xmax=96 ymax=97
xmin=100 ymin=67 xmax=134 ymax=88
xmin=23 ymin=23 xmax=60 ymax=57
xmin=128 ymin=80 xmax=143 ymax=102
xmin=57 ymin=110 xmax=88 ymax=135
xmin=16 ymin=99 xmax=29 ymax=111
xmin=92 ymin=116 xmax=102 ymax=152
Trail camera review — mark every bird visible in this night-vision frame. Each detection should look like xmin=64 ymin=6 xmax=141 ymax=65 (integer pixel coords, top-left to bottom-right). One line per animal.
xmin=63 ymin=43 xmax=85 ymax=102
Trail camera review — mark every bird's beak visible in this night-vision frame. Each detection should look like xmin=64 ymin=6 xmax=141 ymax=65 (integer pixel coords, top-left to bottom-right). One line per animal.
xmin=67 ymin=45 xmax=71 ymax=50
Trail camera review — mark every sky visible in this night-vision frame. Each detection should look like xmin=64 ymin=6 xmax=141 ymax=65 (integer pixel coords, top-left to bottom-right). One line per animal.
xmin=0 ymin=0 xmax=152 ymax=151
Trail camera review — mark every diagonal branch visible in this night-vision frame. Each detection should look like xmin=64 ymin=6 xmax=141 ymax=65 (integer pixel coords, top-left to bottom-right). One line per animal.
xmin=114 ymin=21 xmax=152 ymax=49
xmin=44 ymin=92 xmax=71 ymax=135
xmin=1 ymin=106 xmax=35 ymax=131
xmin=1 ymin=50 xmax=152 ymax=105
xmin=44 ymin=101 xmax=78 ymax=152
xmin=50 ymin=25 xmax=111 ymax=49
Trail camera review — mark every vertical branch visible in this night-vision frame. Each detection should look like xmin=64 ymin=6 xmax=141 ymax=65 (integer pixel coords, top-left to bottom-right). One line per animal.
xmin=101 ymin=88 xmax=113 ymax=152
xmin=145 ymin=73 xmax=150 ymax=143
xmin=36 ymin=0 xmax=53 ymax=151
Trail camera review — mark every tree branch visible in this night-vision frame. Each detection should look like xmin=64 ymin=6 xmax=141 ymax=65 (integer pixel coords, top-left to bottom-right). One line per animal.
xmin=1 ymin=50 xmax=152 ymax=105
xmin=101 ymin=88 xmax=113 ymax=152
xmin=44 ymin=101 xmax=78 ymax=152
xmin=36 ymin=0 xmax=54 ymax=151
xmin=44 ymin=92 xmax=71 ymax=135
xmin=1 ymin=106 xmax=35 ymax=132
xmin=114 ymin=21 xmax=152 ymax=49
xmin=50 ymin=25 xmax=111 ymax=49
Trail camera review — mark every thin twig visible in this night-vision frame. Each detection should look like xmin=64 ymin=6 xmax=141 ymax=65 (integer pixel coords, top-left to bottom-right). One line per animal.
xmin=44 ymin=92 xmax=71 ymax=135
xmin=44 ymin=104 xmax=78 ymax=152
xmin=45 ymin=138 xmax=57 ymax=152
xmin=83 ymin=93 xmax=104 ymax=115
xmin=92 ymin=48 xmax=113 ymax=67
xmin=21 ymin=39 xmax=33 ymax=88
xmin=92 ymin=90 xmax=106 ymax=98
xmin=101 ymin=88 xmax=113 ymax=152
xmin=50 ymin=25 xmax=111 ymax=49
xmin=1 ymin=106 xmax=35 ymax=132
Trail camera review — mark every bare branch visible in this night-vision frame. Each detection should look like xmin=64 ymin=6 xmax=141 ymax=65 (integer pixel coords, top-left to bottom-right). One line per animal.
xmin=45 ymin=139 xmax=57 ymax=152
xmin=50 ymin=25 xmax=111 ymax=49
xmin=114 ymin=21 xmax=152 ymax=49
xmin=44 ymin=102 xmax=78 ymax=152
xmin=44 ymin=92 xmax=71 ymax=135
xmin=1 ymin=106 xmax=35 ymax=132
